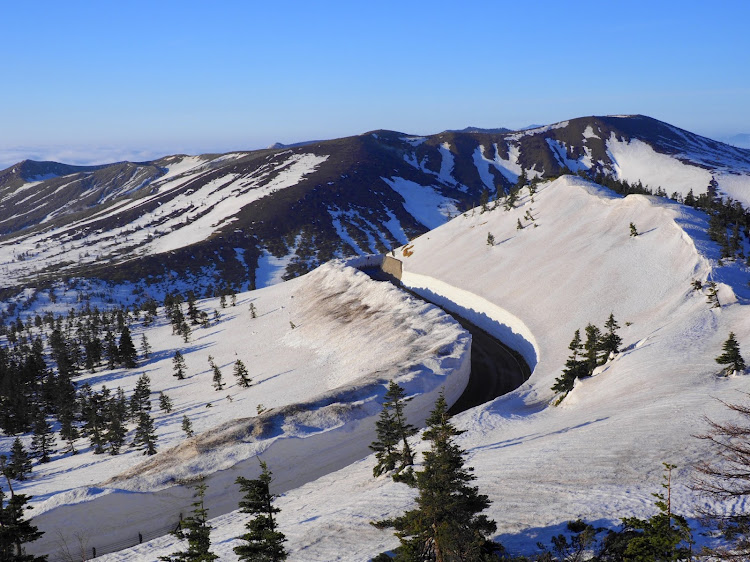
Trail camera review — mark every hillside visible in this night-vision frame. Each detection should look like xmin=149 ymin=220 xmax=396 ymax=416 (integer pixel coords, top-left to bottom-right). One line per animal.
xmin=2 ymin=115 xmax=750 ymax=304
xmin=85 ymin=174 xmax=750 ymax=560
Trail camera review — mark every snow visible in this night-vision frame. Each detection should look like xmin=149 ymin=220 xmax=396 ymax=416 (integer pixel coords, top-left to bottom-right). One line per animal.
xmin=101 ymin=174 xmax=750 ymax=561
xmin=381 ymin=176 xmax=458 ymax=229
xmin=607 ymin=135 xmax=713 ymax=197
xmin=5 ymin=152 xmax=750 ymax=559
xmin=437 ymin=142 xmax=458 ymax=186
xmin=14 ymin=262 xmax=470 ymax=558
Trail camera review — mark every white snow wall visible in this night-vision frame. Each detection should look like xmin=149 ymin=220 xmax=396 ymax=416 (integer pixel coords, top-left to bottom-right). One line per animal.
xmin=28 ymin=264 xmax=471 ymax=559
xmin=399 ymin=271 xmax=539 ymax=370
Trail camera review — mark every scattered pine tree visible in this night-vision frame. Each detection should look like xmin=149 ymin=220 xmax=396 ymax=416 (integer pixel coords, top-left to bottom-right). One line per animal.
xmin=234 ymin=461 xmax=287 ymax=561
xmin=715 ymin=332 xmax=746 ymax=374
xmin=182 ymin=415 xmax=195 ymax=438
xmin=159 ymin=392 xmax=173 ymax=413
xmin=173 ymin=351 xmax=187 ymax=380
xmin=384 ymin=392 xmax=498 ymax=560
xmin=159 ymin=480 xmax=218 ymax=562
xmin=233 ymin=360 xmax=252 ymax=388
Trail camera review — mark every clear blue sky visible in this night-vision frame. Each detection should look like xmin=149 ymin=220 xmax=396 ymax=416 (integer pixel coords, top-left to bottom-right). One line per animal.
xmin=1 ymin=0 xmax=748 ymax=167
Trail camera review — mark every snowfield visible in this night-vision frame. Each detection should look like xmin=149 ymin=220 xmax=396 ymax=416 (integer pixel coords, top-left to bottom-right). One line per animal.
xmin=92 ymin=174 xmax=750 ymax=561
xmin=14 ymin=263 xmax=470 ymax=558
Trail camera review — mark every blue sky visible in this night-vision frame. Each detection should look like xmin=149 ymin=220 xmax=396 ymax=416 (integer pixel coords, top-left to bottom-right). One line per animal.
xmin=1 ymin=0 xmax=748 ymax=167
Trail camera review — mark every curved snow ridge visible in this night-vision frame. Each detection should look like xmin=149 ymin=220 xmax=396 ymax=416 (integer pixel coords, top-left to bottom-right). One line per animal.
xmin=27 ymin=262 xmax=471 ymax=558
xmin=400 ymin=270 xmax=539 ymax=371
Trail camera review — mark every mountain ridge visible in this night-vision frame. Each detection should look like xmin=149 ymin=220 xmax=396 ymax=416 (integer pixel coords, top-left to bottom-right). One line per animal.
xmin=1 ymin=114 xmax=749 ymax=304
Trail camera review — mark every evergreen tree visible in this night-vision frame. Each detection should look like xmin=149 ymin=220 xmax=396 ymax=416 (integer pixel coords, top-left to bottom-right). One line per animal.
xmin=370 ymin=381 xmax=417 ymax=480
xmin=479 ymin=190 xmax=489 ymax=213
xmin=234 ymin=462 xmax=287 ymax=561
xmin=105 ymin=387 xmax=128 ymax=455
xmin=208 ymin=356 xmax=224 ymax=391
xmin=551 ymin=330 xmax=588 ymax=396
xmin=6 ymin=439 xmax=32 ymax=481
xmin=130 ymin=373 xmax=152 ymax=419
xmin=630 ymin=222 xmax=639 ymax=237
xmin=0 ymin=484 xmax=47 ymax=561
xmin=715 ymin=332 xmax=746 ymax=374
xmin=186 ymin=291 xmax=200 ymax=325
xmin=706 ymin=281 xmax=721 ymax=308
xmin=388 ymin=392 xmax=497 ymax=561
xmin=82 ymin=386 xmax=106 ymax=454
xmin=249 ymin=303 xmax=257 ymax=319
xmin=159 ymin=392 xmax=173 ymax=413
xmin=584 ymin=323 xmax=602 ymax=374
xmin=486 ymin=232 xmax=495 ymax=246
xmin=104 ymin=330 xmax=119 ymax=369
xmin=516 ymin=218 xmax=523 ymax=230
xmin=118 ymin=326 xmax=138 ymax=368
xmin=134 ymin=411 xmax=158 ymax=455
xmin=182 ymin=415 xmax=195 ymax=438
xmin=30 ymin=411 xmax=55 ymax=464
xmin=180 ymin=321 xmax=192 ymax=343
xmin=159 ymin=481 xmax=218 ymax=561
xmin=600 ymin=313 xmax=623 ymax=360
xmin=233 ymin=360 xmax=252 ymax=388
xmin=173 ymin=351 xmax=187 ymax=380
xmin=140 ymin=333 xmax=152 ymax=360
xmin=620 ymin=463 xmax=693 ymax=561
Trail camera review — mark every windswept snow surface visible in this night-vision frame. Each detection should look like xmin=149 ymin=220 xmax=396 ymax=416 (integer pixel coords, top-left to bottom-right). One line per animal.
xmin=17 ymin=263 xmax=470 ymax=558
xmin=104 ymin=175 xmax=750 ymax=561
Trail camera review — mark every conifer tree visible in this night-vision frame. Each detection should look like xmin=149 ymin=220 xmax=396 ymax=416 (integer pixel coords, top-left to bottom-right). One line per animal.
xmin=159 ymin=392 xmax=173 ymax=413
xmin=234 ymin=462 xmax=287 ymax=561
xmin=584 ymin=323 xmax=602 ymax=374
xmin=249 ymin=303 xmax=257 ymax=319
xmin=30 ymin=410 xmax=55 ymax=464
xmin=173 ymin=351 xmax=187 ymax=380
xmin=130 ymin=373 xmax=152 ymax=419
xmin=706 ymin=281 xmax=721 ymax=308
xmin=159 ymin=481 xmax=217 ymax=561
xmin=118 ymin=326 xmax=138 ymax=368
xmin=233 ymin=360 xmax=252 ymax=388
xmin=140 ymin=333 xmax=152 ymax=360
xmin=6 ymin=439 xmax=32 ymax=481
xmin=620 ymin=463 xmax=693 ymax=560
xmin=387 ymin=392 xmax=497 ymax=560
xmin=377 ymin=381 xmax=418 ymax=479
xmin=486 ymin=232 xmax=495 ymax=246
xmin=134 ymin=411 xmax=158 ymax=455
xmin=715 ymin=332 xmax=746 ymax=374
xmin=600 ymin=313 xmax=623 ymax=361
xmin=105 ymin=387 xmax=128 ymax=455
xmin=104 ymin=330 xmax=119 ymax=369
xmin=82 ymin=386 xmax=106 ymax=454
xmin=551 ymin=330 xmax=588 ymax=396
xmin=0 ymin=482 xmax=47 ymax=561
xmin=182 ymin=415 xmax=195 ymax=438
xmin=208 ymin=356 xmax=224 ymax=391
xmin=630 ymin=222 xmax=639 ymax=237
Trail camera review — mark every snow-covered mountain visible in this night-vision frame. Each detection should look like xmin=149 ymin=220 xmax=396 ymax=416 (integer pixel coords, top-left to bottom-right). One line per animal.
xmin=86 ymin=172 xmax=749 ymax=561
xmin=2 ymin=115 xmax=750 ymax=304
xmin=2 ymin=115 xmax=750 ymax=560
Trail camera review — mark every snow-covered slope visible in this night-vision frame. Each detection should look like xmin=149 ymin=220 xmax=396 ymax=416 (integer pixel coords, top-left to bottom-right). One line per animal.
xmin=13 ymin=263 xmax=470 ymax=558
xmin=100 ymin=175 xmax=750 ymax=560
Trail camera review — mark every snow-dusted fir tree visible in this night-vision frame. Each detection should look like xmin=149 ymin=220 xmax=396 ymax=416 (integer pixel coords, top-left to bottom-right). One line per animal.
xmin=551 ymin=329 xmax=588 ymax=397
xmin=234 ymin=461 xmax=287 ymax=561
xmin=0 ymin=484 xmax=47 ymax=561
